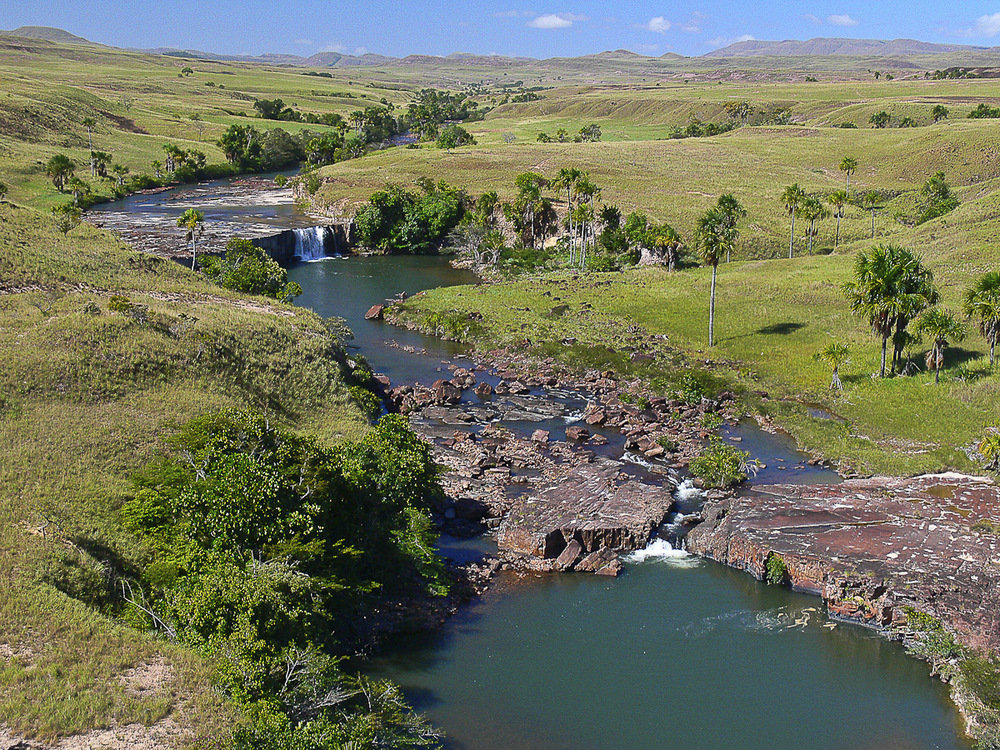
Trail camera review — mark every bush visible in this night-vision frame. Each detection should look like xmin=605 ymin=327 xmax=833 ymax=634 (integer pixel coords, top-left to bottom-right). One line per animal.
xmin=765 ymin=553 xmax=789 ymax=585
xmin=962 ymin=656 xmax=1000 ymax=712
xmin=690 ymin=439 xmax=751 ymax=488
xmin=348 ymin=385 xmax=382 ymax=421
xmin=201 ymin=237 xmax=301 ymax=301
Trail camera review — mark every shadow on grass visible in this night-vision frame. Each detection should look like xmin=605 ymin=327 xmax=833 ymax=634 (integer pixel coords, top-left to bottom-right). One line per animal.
xmin=756 ymin=322 xmax=806 ymax=336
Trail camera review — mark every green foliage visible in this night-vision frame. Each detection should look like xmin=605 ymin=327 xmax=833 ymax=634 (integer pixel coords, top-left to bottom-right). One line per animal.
xmin=901 ymin=608 xmax=966 ymax=676
xmin=969 ymin=103 xmax=1000 ymax=119
xmin=201 ymin=238 xmax=301 ymax=301
xmin=50 ymin=203 xmax=81 ymax=234
xmin=962 ymin=656 xmax=1000 ymax=712
xmin=699 ymin=412 xmax=724 ymax=430
xmin=917 ymin=171 xmax=959 ymax=224
xmin=348 ymin=385 xmax=382 ymax=422
xmin=0 ymin=181 xmax=8 ymax=201
xmin=355 ymin=182 xmax=465 ymax=254
xmin=690 ymin=439 xmax=751 ymax=488
xmin=436 ymin=124 xmax=476 ymax=150
xmin=765 ymin=553 xmax=789 ymax=585
xmin=218 ymin=124 xmax=263 ymax=170
xmin=45 ymin=153 xmax=76 ymax=191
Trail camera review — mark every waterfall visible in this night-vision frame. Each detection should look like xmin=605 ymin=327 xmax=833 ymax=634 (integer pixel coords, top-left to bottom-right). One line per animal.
xmin=293 ymin=226 xmax=330 ymax=261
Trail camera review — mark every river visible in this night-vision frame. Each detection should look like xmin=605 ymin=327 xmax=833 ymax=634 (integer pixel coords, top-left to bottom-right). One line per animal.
xmin=95 ymin=178 xmax=971 ymax=750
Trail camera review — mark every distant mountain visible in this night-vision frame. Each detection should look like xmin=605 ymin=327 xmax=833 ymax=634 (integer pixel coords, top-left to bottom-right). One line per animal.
xmin=705 ymin=37 xmax=992 ymax=58
xmin=0 ymin=25 xmax=99 ymax=46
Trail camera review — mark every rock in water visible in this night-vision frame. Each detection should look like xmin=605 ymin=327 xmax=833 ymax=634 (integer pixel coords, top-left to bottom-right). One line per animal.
xmin=364 ymin=304 xmax=385 ymax=320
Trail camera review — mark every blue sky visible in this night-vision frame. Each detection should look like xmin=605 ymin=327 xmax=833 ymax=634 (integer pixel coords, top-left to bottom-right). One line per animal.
xmin=6 ymin=1 xmax=1000 ymax=58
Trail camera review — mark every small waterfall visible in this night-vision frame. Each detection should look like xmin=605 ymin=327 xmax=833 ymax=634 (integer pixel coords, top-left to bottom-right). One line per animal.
xmin=293 ymin=226 xmax=330 ymax=261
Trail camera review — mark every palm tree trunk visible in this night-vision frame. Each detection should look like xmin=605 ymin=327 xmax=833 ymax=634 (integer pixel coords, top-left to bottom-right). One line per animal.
xmin=991 ymin=340 xmax=996 ymax=367
xmin=789 ymin=214 xmax=796 ymax=259
xmin=808 ymin=220 xmax=815 ymax=254
xmin=835 ymin=214 xmax=841 ymax=251
xmin=709 ymin=263 xmax=717 ymax=347
xmin=191 ymin=240 xmax=196 ymax=270
xmin=870 ymin=210 xmax=875 ymax=239
xmin=846 ymin=174 xmax=850 ymax=193
xmin=831 ymin=366 xmax=842 ymax=390
xmin=880 ymin=336 xmax=888 ymax=377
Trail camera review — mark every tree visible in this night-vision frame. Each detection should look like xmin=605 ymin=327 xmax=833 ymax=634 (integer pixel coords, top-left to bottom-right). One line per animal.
xmin=111 ymin=164 xmax=130 ymax=188
xmin=799 ymin=196 xmax=830 ymax=254
xmin=716 ymin=194 xmax=746 ymax=262
xmin=817 ymin=342 xmax=850 ymax=390
xmin=177 ymin=208 xmax=205 ymax=269
xmin=190 ymin=113 xmax=204 ymax=138
xmin=915 ymin=308 xmax=965 ymax=384
xmin=51 ymin=204 xmax=81 ymax=235
xmin=860 ymin=191 xmax=883 ymax=239
xmin=553 ymin=167 xmax=582 ymax=261
xmin=869 ymin=111 xmax=891 ymax=128
xmin=201 ymin=237 xmax=301 ymax=301
xmin=91 ymin=150 xmax=112 ymax=178
xmin=839 ymin=156 xmax=858 ymax=193
xmin=217 ymin=125 xmax=262 ymax=170
xmin=781 ymin=183 xmax=806 ymax=258
xmin=151 ymin=160 xmax=164 ymax=179
xmin=162 ymin=143 xmax=186 ymax=174
xmin=723 ymin=101 xmax=753 ymax=125
xmin=66 ymin=176 xmax=90 ymax=205
xmin=46 ymin=154 xmax=76 ymax=192
xmin=473 ymin=190 xmax=500 ymax=228
xmin=842 ymin=244 xmax=938 ymax=377
xmin=828 ymin=189 xmax=848 ymax=252
xmin=696 ymin=206 xmax=736 ymax=347
xmin=963 ymin=271 xmax=1000 ymax=366
xmin=436 ymin=124 xmax=476 ymax=151
xmin=82 ymin=117 xmax=97 ymax=176
xmin=932 ymin=104 xmax=949 ymax=122
xmin=578 ymin=123 xmax=602 ymax=142
xmin=647 ymin=222 xmax=683 ymax=271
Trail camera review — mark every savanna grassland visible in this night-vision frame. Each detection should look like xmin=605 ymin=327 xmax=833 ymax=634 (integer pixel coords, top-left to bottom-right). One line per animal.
xmin=3 ymin=25 xmax=1000 ymax=748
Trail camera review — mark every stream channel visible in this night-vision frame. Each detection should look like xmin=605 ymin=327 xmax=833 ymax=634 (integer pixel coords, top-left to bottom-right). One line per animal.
xmin=95 ymin=178 xmax=970 ymax=750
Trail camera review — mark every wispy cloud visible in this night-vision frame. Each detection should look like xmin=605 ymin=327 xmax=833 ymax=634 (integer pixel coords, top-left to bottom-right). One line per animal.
xmin=970 ymin=12 xmax=1000 ymax=37
xmin=294 ymin=38 xmax=314 ymax=46
xmin=320 ymin=43 xmax=367 ymax=56
xmin=803 ymin=13 xmax=822 ymax=25
xmin=494 ymin=9 xmax=533 ymax=18
xmin=828 ymin=14 xmax=859 ymax=27
xmin=643 ymin=16 xmax=671 ymax=33
xmin=707 ymin=33 xmax=755 ymax=49
xmin=527 ymin=12 xmax=587 ymax=29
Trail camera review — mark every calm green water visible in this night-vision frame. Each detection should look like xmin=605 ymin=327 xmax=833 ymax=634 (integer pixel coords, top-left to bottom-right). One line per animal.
xmin=370 ymin=557 xmax=968 ymax=750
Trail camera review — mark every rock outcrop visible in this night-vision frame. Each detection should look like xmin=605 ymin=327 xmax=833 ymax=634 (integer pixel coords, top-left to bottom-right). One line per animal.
xmin=687 ymin=473 xmax=1000 ymax=649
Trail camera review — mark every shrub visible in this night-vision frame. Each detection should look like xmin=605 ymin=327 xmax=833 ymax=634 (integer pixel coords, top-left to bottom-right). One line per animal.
xmin=689 ymin=439 xmax=751 ymax=488
xmin=348 ymin=385 xmax=382 ymax=421
xmin=961 ymin=656 xmax=1000 ymax=711
xmin=765 ymin=553 xmax=789 ymax=585
xmin=201 ymin=237 xmax=300 ymax=301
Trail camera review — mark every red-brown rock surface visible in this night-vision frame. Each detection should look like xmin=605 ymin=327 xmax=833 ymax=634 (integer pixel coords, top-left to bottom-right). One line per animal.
xmin=687 ymin=473 xmax=1000 ymax=649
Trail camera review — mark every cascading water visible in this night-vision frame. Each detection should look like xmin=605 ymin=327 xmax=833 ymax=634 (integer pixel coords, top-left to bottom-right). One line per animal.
xmin=293 ymin=226 xmax=330 ymax=261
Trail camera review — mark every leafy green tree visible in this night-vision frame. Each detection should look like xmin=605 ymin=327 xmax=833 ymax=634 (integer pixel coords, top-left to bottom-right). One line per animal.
xmin=696 ymin=206 xmax=734 ymax=347
xmin=90 ymin=150 xmax=112 ymax=178
xmin=552 ymin=167 xmax=582 ymax=260
xmin=781 ymin=183 xmax=806 ymax=258
xmin=217 ymin=125 xmax=262 ymax=170
xmin=51 ymin=204 xmax=81 ymax=234
xmin=578 ymin=123 xmax=602 ymax=142
xmin=66 ymin=176 xmax=90 ymax=205
xmin=816 ymin=342 xmax=850 ymax=390
xmin=839 ymin=156 xmax=858 ymax=193
xmin=473 ymin=190 xmax=500 ymax=228
xmin=963 ymin=271 xmax=1000 ymax=366
xmin=798 ymin=196 xmax=830 ymax=254
xmin=111 ymin=163 xmax=130 ymax=188
xmin=305 ymin=131 xmax=345 ymax=166
xmin=202 ymin=237 xmax=302 ymax=301
xmin=177 ymin=208 xmax=205 ymax=269
xmin=647 ymin=222 xmax=683 ymax=271
xmin=842 ymin=244 xmax=938 ymax=377
xmin=915 ymin=308 xmax=965 ymax=384
xmin=46 ymin=154 xmax=76 ymax=192
xmin=151 ymin=160 xmax=164 ymax=179
xmin=82 ymin=116 xmax=97 ymax=175
xmin=827 ymin=189 xmax=848 ymax=252
xmin=870 ymin=111 xmax=891 ymax=128
xmin=436 ymin=124 xmax=476 ymax=151
xmin=918 ymin=171 xmax=959 ymax=224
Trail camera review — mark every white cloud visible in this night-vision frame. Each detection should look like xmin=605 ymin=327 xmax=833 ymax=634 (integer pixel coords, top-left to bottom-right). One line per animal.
xmin=633 ymin=42 xmax=660 ymax=53
xmin=493 ymin=9 xmax=519 ymax=17
xmin=644 ymin=16 xmax=671 ymax=33
xmin=828 ymin=14 xmax=859 ymax=27
xmin=707 ymin=33 xmax=755 ymax=48
xmin=320 ymin=43 xmax=346 ymax=53
xmin=803 ymin=13 xmax=821 ymax=25
xmin=527 ymin=12 xmax=587 ymax=29
xmin=973 ymin=12 xmax=1000 ymax=36
xmin=294 ymin=38 xmax=314 ymax=46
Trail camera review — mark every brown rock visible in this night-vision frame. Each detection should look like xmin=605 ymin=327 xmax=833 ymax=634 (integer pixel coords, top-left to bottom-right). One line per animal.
xmin=565 ymin=426 xmax=590 ymax=441
xmin=531 ymin=429 xmax=550 ymax=443
xmin=364 ymin=303 xmax=385 ymax=320
xmin=555 ymin=538 xmax=583 ymax=569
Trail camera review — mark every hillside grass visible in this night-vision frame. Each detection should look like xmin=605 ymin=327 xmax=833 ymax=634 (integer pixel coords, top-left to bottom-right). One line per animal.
xmin=0 ymin=201 xmax=367 ymax=744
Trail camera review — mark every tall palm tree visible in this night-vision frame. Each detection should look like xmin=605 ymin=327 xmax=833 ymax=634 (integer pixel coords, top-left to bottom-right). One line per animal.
xmin=799 ymin=196 xmax=830 ymax=254
xmin=860 ymin=191 xmax=882 ymax=239
xmin=915 ymin=308 xmax=965 ymax=384
xmin=782 ymin=183 xmax=806 ymax=258
xmin=817 ymin=342 xmax=850 ymax=390
xmin=553 ymin=167 xmax=582 ymax=261
xmin=963 ymin=271 xmax=1000 ymax=366
xmin=827 ymin=189 xmax=848 ymax=252
xmin=177 ymin=208 xmax=205 ymax=269
xmin=82 ymin=117 xmax=97 ymax=176
xmin=716 ymin=193 xmax=746 ymax=262
xmin=840 ymin=157 xmax=858 ymax=193
xmin=696 ymin=206 xmax=734 ymax=347
xmin=842 ymin=244 xmax=938 ymax=377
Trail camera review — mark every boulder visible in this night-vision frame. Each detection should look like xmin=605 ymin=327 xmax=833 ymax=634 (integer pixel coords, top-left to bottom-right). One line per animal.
xmin=565 ymin=426 xmax=590 ymax=441
xmin=364 ymin=304 xmax=385 ymax=320
xmin=431 ymin=379 xmax=462 ymax=404
xmin=531 ymin=429 xmax=550 ymax=443
xmin=474 ymin=382 xmax=494 ymax=398
xmin=555 ymin=538 xmax=583 ymax=570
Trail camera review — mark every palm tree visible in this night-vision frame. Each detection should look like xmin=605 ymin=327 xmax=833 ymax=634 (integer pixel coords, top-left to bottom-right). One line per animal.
xmin=696 ymin=206 xmax=734 ymax=347
xmin=827 ymin=189 xmax=848 ymax=252
xmin=782 ymin=183 xmax=806 ymax=258
xmin=817 ymin=342 xmax=850 ymax=390
xmin=82 ymin=117 xmax=97 ymax=176
xmin=799 ymin=196 xmax=830 ymax=254
xmin=716 ymin=193 xmax=746 ymax=262
xmin=840 ymin=157 xmax=857 ymax=193
xmin=963 ymin=271 xmax=1000 ymax=366
xmin=177 ymin=208 xmax=205 ymax=269
xmin=553 ymin=167 xmax=582 ymax=260
xmin=648 ymin=222 xmax=683 ymax=271
xmin=842 ymin=244 xmax=938 ymax=377
xmin=915 ymin=308 xmax=965 ymax=384
xmin=860 ymin=191 xmax=883 ymax=239
xmin=45 ymin=154 xmax=76 ymax=192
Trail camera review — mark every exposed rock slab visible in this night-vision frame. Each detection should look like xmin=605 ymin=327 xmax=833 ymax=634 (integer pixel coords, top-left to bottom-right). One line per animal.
xmin=687 ymin=473 xmax=1000 ymax=649
xmin=497 ymin=460 xmax=676 ymax=573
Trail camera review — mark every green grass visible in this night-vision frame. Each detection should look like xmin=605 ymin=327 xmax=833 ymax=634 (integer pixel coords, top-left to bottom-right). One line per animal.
xmin=0 ymin=201 xmax=367 ymax=743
